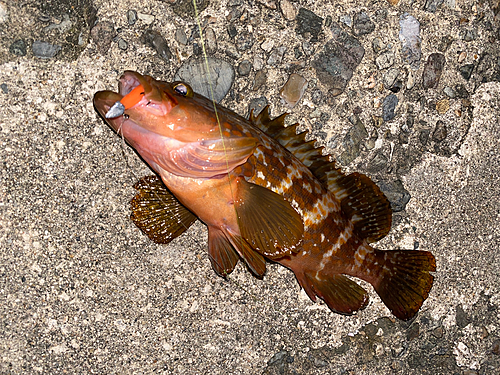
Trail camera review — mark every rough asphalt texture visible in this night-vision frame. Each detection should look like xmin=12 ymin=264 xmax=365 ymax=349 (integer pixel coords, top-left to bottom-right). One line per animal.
xmin=1 ymin=0 xmax=500 ymax=374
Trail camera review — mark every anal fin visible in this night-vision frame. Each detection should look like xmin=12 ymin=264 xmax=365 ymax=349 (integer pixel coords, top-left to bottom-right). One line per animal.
xmin=301 ymin=272 xmax=369 ymax=315
xmin=130 ymin=175 xmax=197 ymax=244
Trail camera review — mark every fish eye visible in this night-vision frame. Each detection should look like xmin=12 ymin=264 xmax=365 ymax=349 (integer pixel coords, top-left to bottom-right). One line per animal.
xmin=172 ymin=82 xmax=193 ymax=98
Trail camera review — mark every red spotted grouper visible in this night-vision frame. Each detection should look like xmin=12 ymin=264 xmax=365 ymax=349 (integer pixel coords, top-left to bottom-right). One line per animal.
xmin=93 ymin=71 xmax=435 ymax=320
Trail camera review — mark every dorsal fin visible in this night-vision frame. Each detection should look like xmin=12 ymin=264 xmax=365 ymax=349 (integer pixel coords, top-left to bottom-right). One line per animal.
xmin=250 ymin=107 xmax=393 ymax=243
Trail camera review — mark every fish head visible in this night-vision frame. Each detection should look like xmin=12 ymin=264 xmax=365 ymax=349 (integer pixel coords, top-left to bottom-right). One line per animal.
xmin=93 ymin=71 xmax=221 ymax=143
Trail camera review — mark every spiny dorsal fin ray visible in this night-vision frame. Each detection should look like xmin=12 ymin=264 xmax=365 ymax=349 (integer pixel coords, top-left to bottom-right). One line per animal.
xmin=130 ymin=175 xmax=197 ymax=244
xmin=250 ymin=107 xmax=393 ymax=243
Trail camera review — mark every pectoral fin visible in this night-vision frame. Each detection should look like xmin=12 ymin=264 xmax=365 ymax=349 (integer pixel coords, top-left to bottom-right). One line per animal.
xmin=130 ymin=175 xmax=197 ymax=244
xmin=234 ymin=179 xmax=304 ymax=259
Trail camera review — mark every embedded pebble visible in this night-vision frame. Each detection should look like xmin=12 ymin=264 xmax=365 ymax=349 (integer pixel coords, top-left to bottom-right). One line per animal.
xmin=384 ymin=68 xmax=400 ymax=90
xmin=353 ymin=12 xmax=375 ymax=36
xmin=457 ymin=51 xmax=467 ymax=63
xmin=432 ymin=120 xmax=447 ymax=142
xmin=174 ymin=57 xmax=234 ymax=102
xmin=366 ymin=152 xmax=388 ymax=173
xmin=382 ymin=94 xmax=398 ymax=121
xmin=9 ymin=39 xmax=27 ymax=56
xmin=237 ymin=60 xmax=252 ymax=76
xmin=247 ymin=96 xmax=268 ymax=118
xmin=424 ymin=0 xmax=444 ymax=12
xmin=399 ymin=14 xmax=421 ymax=69
xmin=141 ymin=29 xmax=172 ymax=62
xmin=459 ymin=64 xmax=474 ymax=80
xmin=443 ymin=86 xmax=456 ymax=98
xmin=175 ymin=28 xmax=188 ymax=45
xmin=375 ymin=51 xmax=395 ymax=70
xmin=32 ymin=41 xmax=61 ymax=59
xmin=372 ymin=37 xmax=384 ymax=54
xmin=279 ymin=73 xmax=308 ymax=108
xmin=338 ymin=118 xmax=368 ymax=165
xmin=311 ymin=89 xmax=323 ymax=105
xmin=0 ymin=2 xmax=7 ymax=23
xmin=127 ymin=10 xmax=137 ymax=25
xmin=436 ymin=99 xmax=450 ymax=114
xmin=407 ymin=70 xmax=415 ymax=89
xmin=253 ymin=69 xmax=268 ymax=91
xmin=460 ymin=28 xmax=478 ymax=42
xmin=280 ymin=0 xmax=296 ymax=20
xmin=377 ymin=180 xmax=411 ymax=212
xmin=267 ymin=46 xmax=286 ymax=66
xmin=204 ymin=27 xmax=217 ymax=55
xmin=235 ymin=31 xmax=254 ymax=51
xmin=117 ymin=38 xmax=128 ymax=50
xmin=253 ymin=55 xmax=265 ymax=70
xmin=422 ymin=53 xmax=445 ymax=89
xmin=1 ymin=83 xmax=8 ymax=94
xmin=225 ymin=45 xmax=240 ymax=60
xmin=91 ymin=21 xmax=116 ymax=55
xmin=312 ymin=22 xmax=364 ymax=95
xmin=260 ymin=39 xmax=274 ymax=53
xmin=137 ymin=13 xmax=155 ymax=25
xmin=295 ymin=8 xmax=323 ymax=42
xmin=339 ymin=14 xmax=352 ymax=28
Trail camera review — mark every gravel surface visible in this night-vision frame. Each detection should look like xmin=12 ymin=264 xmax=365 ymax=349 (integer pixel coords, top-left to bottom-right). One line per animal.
xmin=1 ymin=0 xmax=499 ymax=374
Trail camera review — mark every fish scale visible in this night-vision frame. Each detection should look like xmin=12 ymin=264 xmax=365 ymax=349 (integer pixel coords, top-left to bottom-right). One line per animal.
xmin=94 ymin=71 xmax=436 ymax=320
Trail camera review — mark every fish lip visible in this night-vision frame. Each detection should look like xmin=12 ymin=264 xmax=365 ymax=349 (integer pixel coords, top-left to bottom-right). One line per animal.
xmin=118 ymin=71 xmax=143 ymax=96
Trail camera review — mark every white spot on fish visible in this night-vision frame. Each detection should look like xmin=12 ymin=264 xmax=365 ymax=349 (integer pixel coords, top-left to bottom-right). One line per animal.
xmin=320 ymin=233 xmax=325 ymax=242
xmin=257 ymin=170 xmax=265 ymax=180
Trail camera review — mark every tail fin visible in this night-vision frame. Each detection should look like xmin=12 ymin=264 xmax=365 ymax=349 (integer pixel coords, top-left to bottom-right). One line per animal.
xmin=371 ymin=250 xmax=436 ymax=320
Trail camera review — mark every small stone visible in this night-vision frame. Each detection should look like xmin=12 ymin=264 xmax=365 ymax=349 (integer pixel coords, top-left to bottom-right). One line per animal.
xmin=137 ymin=13 xmax=155 ymax=24
xmin=9 ymin=39 xmax=27 ymax=56
xmin=204 ymin=27 xmax=217 ymax=54
xmin=407 ymin=323 xmax=420 ymax=341
xmin=237 ymin=60 xmax=252 ymax=76
xmin=460 ymin=28 xmax=478 ymax=42
xmin=235 ymin=31 xmax=254 ymax=51
xmin=454 ymin=84 xmax=469 ymax=98
xmin=302 ymin=41 xmax=314 ymax=56
xmin=353 ymin=12 xmax=375 ymax=36
xmin=432 ymin=327 xmax=444 ymax=338
xmin=387 ymin=0 xmax=400 ymax=5
xmin=376 ymin=51 xmax=395 ymax=70
xmin=424 ymin=0 xmax=444 ymax=13
xmin=127 ymin=9 xmax=137 ymax=25
xmin=267 ymin=46 xmax=286 ymax=66
xmin=295 ymin=8 xmax=323 ymax=41
xmin=141 ymin=29 xmax=172 ymax=62
xmin=117 ymin=38 xmax=128 ymax=50
xmin=311 ymin=89 xmax=323 ymax=104
xmin=436 ymin=99 xmax=450 ymax=114
xmin=339 ymin=14 xmax=352 ymax=28
xmin=253 ymin=69 xmax=267 ymax=91
xmin=175 ymin=28 xmax=188 ymax=45
xmin=91 ymin=21 xmax=115 ymax=55
xmin=382 ymin=94 xmax=398 ymax=121
xmin=422 ymin=53 xmax=445 ymax=89
xmin=280 ymin=0 xmax=296 ymax=20
xmin=384 ymin=68 xmax=400 ymax=90
xmin=407 ymin=70 xmax=415 ymax=89
xmin=279 ymin=73 xmax=308 ymax=108
xmin=399 ymin=14 xmax=422 ymax=69
xmin=432 ymin=120 xmax=447 ymax=142
xmin=443 ymin=86 xmax=456 ymax=98
xmin=492 ymin=339 xmax=500 ymax=355
xmin=419 ymin=129 xmax=430 ymax=146
xmin=174 ymin=57 xmax=235 ymax=102
xmin=377 ymin=180 xmax=411 ymax=211
xmin=0 ymin=2 xmax=8 ymax=23
xmin=457 ymin=51 xmax=467 ymax=63
xmin=32 ymin=41 xmax=61 ymax=59
xmin=459 ymin=64 xmax=474 ymax=80
xmin=260 ymin=39 xmax=274 ymax=52
xmin=437 ymin=35 xmax=454 ymax=52
xmin=367 ymin=152 xmax=388 ymax=173
xmin=225 ymin=45 xmax=240 ymax=60
xmin=227 ymin=24 xmax=237 ymax=38
xmin=372 ymin=38 xmax=383 ymax=54
xmin=0 ymin=83 xmax=8 ymax=94
xmin=247 ymin=97 xmax=268 ymax=119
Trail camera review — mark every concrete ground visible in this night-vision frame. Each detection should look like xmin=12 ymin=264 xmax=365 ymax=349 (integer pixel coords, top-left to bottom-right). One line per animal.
xmin=1 ymin=0 xmax=499 ymax=374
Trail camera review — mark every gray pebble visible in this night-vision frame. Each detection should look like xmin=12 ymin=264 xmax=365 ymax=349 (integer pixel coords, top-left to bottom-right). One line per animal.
xmin=424 ymin=0 xmax=444 ymax=13
xmin=1 ymin=83 xmax=8 ymax=94
xmin=247 ymin=96 xmax=268 ymax=118
xmin=459 ymin=64 xmax=474 ymax=80
xmin=460 ymin=28 xmax=478 ymax=42
xmin=372 ymin=38 xmax=383 ymax=54
xmin=174 ymin=57 xmax=235 ymax=102
xmin=204 ymin=27 xmax=217 ymax=55
xmin=253 ymin=69 xmax=267 ymax=91
xmin=224 ymin=45 xmax=241 ymax=60
xmin=353 ymin=12 xmax=375 ymax=36
xmin=375 ymin=51 xmax=395 ymax=70
xmin=267 ymin=46 xmax=286 ymax=66
xmin=384 ymin=68 xmax=400 ymax=90
xmin=366 ymin=152 xmax=388 ymax=173
xmin=127 ymin=10 xmax=137 ymax=25
xmin=443 ymin=86 xmax=456 ymax=98
xmin=9 ymin=39 xmax=27 ymax=56
xmin=399 ymin=14 xmax=421 ymax=69
xmin=32 ymin=40 xmax=61 ymax=59
xmin=237 ymin=60 xmax=252 ymax=76
xmin=295 ymin=8 xmax=323 ymax=42
xmin=339 ymin=14 xmax=352 ymax=28
xmin=117 ymin=38 xmax=128 ymax=50
xmin=235 ymin=31 xmax=254 ymax=51
xmin=382 ymin=94 xmax=398 ymax=121
xmin=432 ymin=120 xmax=447 ymax=142
xmin=175 ymin=28 xmax=188 ymax=45
xmin=377 ymin=180 xmax=411 ymax=212
xmin=141 ymin=29 xmax=172 ymax=62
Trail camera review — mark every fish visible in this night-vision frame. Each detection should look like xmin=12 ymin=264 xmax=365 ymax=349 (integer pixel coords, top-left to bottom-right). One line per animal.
xmin=93 ymin=71 xmax=436 ymax=320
